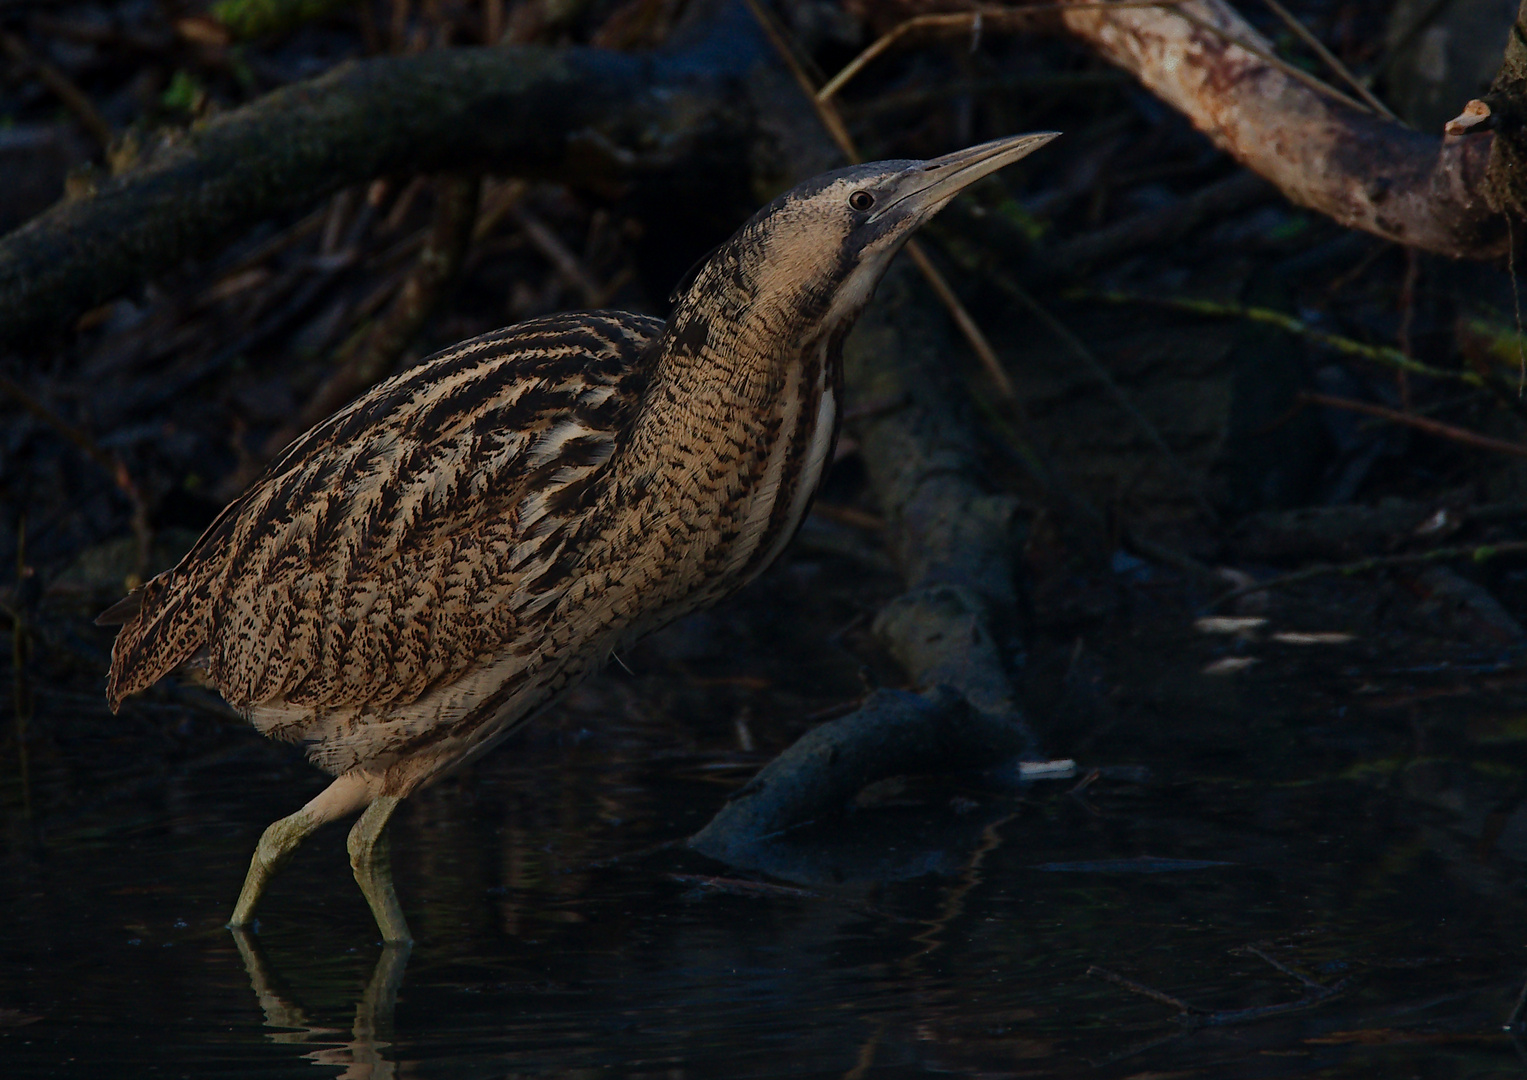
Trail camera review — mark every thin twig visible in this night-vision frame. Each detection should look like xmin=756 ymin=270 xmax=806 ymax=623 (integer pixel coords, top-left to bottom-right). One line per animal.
xmin=1087 ymin=966 xmax=1204 ymax=1014
xmin=744 ymin=0 xmax=854 ymax=151
xmin=207 ymin=207 xmax=329 ymax=289
xmin=0 ymin=372 xmax=152 ymax=575
xmin=1083 ymin=290 xmax=1481 ymax=387
xmin=1208 ymin=541 xmax=1527 ymax=609
xmin=0 ymin=31 xmax=114 ymax=149
xmin=1255 ymin=0 xmax=1397 ymax=120
xmin=742 ymin=0 xmax=1015 ymax=399
xmin=294 ymin=175 xmax=480 ymax=434
xmin=471 ymin=178 xmax=530 ymax=243
xmin=817 ymin=2 xmax=1193 ymax=103
xmin=670 ymin=874 xmax=820 ymax=899
xmin=1085 ymin=960 xmax=1348 ymax=1067
xmin=1233 ymin=942 xmax=1328 ymax=993
xmin=904 ymin=243 xmax=1015 ymax=398
xmin=1301 ymin=391 xmax=1527 ymax=458
xmin=208 ymin=180 xmax=467 ymax=496
xmin=849 ymin=70 xmax=1125 ymax=120
xmin=1091 ymin=950 xmax=1349 ymax=1029
xmin=1505 ymin=971 xmax=1527 ymax=1030
xmin=1198 ymin=980 xmax=1349 ymax=1026
xmin=817 ymin=0 xmax=1372 ymax=119
xmin=511 ymin=203 xmax=604 ymax=306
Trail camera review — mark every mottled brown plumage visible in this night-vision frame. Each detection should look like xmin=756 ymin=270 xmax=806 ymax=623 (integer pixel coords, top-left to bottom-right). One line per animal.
xmin=106 ymin=312 xmax=662 ymax=777
xmin=102 ymin=133 xmax=1058 ymax=942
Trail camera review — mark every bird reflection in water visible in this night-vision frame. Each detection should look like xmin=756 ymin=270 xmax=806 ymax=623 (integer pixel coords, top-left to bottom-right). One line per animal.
xmin=231 ymin=930 xmax=411 ymax=1079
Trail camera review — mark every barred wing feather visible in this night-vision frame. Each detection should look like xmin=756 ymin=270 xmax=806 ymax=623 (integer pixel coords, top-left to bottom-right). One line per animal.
xmin=104 ymin=312 xmax=662 ymax=726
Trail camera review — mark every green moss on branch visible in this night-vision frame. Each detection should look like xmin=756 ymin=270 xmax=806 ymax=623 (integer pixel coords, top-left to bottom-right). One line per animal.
xmin=212 ymin=0 xmax=362 ymax=39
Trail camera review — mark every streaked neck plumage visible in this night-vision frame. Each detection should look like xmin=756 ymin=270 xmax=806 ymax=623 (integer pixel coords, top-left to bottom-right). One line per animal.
xmin=610 ymin=196 xmax=883 ymax=607
xmin=653 ymin=195 xmax=880 ymax=412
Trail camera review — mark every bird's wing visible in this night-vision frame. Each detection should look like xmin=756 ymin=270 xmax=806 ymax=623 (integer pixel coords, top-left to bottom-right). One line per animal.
xmin=105 ymin=310 xmax=663 ymax=714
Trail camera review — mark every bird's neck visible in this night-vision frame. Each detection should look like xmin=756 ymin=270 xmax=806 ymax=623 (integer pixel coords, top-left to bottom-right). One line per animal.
xmin=645 ymin=229 xmax=872 ymax=419
xmin=634 ymin=269 xmax=848 ymax=488
xmin=607 ymin=249 xmax=854 ymax=601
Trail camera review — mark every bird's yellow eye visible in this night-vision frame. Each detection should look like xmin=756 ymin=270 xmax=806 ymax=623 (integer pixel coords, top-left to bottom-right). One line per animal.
xmin=848 ymin=190 xmax=875 ymax=212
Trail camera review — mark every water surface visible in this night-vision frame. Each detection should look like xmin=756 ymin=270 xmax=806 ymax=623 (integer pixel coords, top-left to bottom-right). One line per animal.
xmin=5 ymin=556 xmax=1527 ymax=1078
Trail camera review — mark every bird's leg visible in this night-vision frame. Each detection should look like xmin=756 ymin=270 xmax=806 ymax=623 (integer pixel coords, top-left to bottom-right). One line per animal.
xmin=229 ymin=773 xmax=373 ymax=930
xmin=347 ymin=795 xmax=411 ymax=945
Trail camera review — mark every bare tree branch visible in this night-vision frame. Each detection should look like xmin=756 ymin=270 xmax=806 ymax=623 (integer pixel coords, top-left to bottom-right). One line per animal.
xmin=1052 ymin=0 xmax=1508 ymax=258
xmin=843 ymin=0 xmax=1519 ymax=258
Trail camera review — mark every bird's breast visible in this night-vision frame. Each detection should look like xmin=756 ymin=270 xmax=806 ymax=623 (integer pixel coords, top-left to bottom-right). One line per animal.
xmin=725 ymin=332 xmax=841 ymax=586
xmin=559 ymin=328 xmax=843 ymax=657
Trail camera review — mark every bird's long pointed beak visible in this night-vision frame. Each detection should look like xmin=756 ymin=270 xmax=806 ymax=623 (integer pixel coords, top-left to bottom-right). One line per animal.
xmin=872 ymin=131 xmax=1061 ymax=223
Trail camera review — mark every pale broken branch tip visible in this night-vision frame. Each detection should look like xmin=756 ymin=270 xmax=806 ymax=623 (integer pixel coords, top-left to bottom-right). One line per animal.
xmin=1444 ymin=99 xmax=1494 ymax=137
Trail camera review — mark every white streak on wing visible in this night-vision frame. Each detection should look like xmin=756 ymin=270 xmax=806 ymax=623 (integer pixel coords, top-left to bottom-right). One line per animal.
xmin=526 ymin=418 xmax=596 ymax=468
xmin=576 ymin=384 xmax=618 ymax=408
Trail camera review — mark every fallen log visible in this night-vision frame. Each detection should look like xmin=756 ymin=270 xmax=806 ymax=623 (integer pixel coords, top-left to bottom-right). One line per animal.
xmin=0 ymin=11 xmax=767 ymax=349
xmin=845 ymin=263 xmax=1032 ymax=718
xmin=690 ymin=263 xmax=1038 ymax=865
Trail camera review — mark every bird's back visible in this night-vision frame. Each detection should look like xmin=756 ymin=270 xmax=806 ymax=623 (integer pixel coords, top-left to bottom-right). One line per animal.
xmin=104 ymin=311 xmax=663 ymax=773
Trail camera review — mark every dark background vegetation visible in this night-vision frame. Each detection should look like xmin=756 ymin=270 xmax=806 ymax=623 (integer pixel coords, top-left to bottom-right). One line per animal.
xmin=7 ymin=0 xmax=1527 ymax=1077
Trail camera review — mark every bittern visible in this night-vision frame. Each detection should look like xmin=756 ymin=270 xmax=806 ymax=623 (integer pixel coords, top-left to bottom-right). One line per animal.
xmin=100 ymin=132 xmax=1058 ymax=943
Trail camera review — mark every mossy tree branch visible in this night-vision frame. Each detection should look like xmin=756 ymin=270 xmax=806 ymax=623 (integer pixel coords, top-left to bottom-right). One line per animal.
xmin=0 ymin=43 xmax=747 ymax=349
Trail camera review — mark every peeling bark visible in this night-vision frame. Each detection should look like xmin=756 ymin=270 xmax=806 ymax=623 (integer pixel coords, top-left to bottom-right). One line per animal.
xmin=1051 ymin=0 xmax=1507 ymax=259
xmin=1476 ymin=0 xmax=1527 ymax=222
xmin=848 ymin=0 xmax=1517 ymax=258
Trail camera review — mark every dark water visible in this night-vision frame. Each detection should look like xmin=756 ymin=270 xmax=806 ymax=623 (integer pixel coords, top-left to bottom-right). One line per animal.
xmin=6 ymin=554 xmax=1527 ymax=1078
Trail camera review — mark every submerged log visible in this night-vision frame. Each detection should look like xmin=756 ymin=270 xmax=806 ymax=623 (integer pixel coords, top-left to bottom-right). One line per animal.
xmin=688 ymin=687 xmax=1030 ymax=864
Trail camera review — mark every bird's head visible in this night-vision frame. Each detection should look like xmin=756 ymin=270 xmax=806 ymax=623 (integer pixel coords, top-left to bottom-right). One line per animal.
xmin=666 ymin=132 xmax=1060 ymax=359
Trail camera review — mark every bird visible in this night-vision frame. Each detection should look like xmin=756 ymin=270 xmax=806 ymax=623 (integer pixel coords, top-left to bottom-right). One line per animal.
xmin=98 ymin=132 xmax=1059 ymax=943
